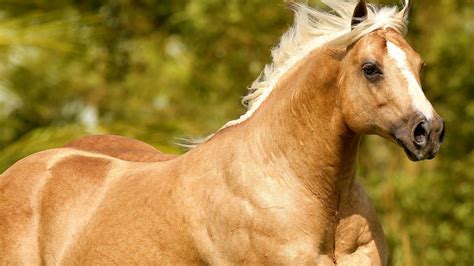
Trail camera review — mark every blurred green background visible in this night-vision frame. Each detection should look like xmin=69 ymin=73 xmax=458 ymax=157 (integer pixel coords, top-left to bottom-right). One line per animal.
xmin=0 ymin=0 xmax=472 ymax=264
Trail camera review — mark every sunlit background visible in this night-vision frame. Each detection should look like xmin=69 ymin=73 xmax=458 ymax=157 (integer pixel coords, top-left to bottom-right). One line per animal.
xmin=0 ymin=0 xmax=472 ymax=264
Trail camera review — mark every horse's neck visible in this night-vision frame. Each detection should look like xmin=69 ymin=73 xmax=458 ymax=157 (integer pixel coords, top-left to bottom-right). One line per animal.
xmin=256 ymin=47 xmax=358 ymax=203
xmin=201 ymin=47 xmax=360 ymax=211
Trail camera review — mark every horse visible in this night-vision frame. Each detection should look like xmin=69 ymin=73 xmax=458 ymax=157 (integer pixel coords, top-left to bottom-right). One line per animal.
xmin=0 ymin=0 xmax=445 ymax=264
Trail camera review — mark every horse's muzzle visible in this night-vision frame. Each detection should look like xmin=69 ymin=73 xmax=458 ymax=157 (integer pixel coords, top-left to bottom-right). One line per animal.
xmin=392 ymin=113 xmax=445 ymax=161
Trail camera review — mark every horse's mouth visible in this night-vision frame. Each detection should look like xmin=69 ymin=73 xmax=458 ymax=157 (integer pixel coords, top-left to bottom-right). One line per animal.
xmin=393 ymin=136 xmax=423 ymax=162
xmin=401 ymin=145 xmax=423 ymax=162
xmin=393 ymin=136 xmax=438 ymax=162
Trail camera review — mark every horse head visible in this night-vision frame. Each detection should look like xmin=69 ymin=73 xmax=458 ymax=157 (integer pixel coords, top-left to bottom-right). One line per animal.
xmin=339 ymin=0 xmax=445 ymax=161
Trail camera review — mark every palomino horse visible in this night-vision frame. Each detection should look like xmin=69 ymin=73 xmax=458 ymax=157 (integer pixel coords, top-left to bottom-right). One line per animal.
xmin=0 ymin=0 xmax=445 ymax=264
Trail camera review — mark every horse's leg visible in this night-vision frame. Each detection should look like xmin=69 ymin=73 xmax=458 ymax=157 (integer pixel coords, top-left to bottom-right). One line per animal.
xmin=335 ymin=182 xmax=387 ymax=265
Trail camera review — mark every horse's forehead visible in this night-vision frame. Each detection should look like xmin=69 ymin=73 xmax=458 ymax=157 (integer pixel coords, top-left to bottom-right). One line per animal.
xmin=384 ymin=30 xmax=422 ymax=61
xmin=352 ymin=30 xmax=388 ymax=58
xmin=355 ymin=29 xmax=421 ymax=62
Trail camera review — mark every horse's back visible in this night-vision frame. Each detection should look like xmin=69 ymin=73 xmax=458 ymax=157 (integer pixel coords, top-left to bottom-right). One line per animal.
xmin=64 ymin=135 xmax=178 ymax=162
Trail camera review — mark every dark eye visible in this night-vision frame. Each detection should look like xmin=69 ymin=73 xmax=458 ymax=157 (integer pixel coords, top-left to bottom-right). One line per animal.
xmin=362 ymin=63 xmax=383 ymax=80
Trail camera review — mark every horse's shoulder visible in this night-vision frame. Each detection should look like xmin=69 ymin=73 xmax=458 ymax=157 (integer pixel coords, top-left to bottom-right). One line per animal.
xmin=64 ymin=135 xmax=177 ymax=162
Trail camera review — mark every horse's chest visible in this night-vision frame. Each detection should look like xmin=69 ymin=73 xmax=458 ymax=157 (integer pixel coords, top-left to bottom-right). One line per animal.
xmin=198 ymin=187 xmax=336 ymax=264
xmin=202 ymin=211 xmax=324 ymax=264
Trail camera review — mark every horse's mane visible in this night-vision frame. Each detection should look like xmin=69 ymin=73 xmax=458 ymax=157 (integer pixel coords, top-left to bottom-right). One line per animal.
xmin=185 ymin=0 xmax=409 ymax=147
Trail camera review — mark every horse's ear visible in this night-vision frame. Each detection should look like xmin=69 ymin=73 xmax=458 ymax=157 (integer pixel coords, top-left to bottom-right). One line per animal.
xmin=397 ymin=0 xmax=412 ymax=21
xmin=351 ymin=0 xmax=368 ymax=30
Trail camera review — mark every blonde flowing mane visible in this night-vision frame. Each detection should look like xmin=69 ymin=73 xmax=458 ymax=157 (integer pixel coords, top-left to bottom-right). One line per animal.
xmin=188 ymin=0 xmax=409 ymax=146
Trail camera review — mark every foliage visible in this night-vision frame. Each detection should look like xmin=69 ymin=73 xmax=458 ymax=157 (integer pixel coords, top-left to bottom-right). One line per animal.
xmin=0 ymin=1 xmax=472 ymax=264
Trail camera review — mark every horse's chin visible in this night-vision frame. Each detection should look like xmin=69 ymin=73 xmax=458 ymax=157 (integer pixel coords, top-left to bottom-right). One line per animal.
xmin=392 ymin=136 xmax=426 ymax=162
xmin=402 ymin=146 xmax=423 ymax=162
xmin=395 ymin=138 xmax=438 ymax=162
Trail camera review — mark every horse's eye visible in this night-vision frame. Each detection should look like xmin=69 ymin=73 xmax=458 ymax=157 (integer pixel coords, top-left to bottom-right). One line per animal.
xmin=362 ymin=63 xmax=382 ymax=80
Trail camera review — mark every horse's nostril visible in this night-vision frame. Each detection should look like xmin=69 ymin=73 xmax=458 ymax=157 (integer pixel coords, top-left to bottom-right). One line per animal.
xmin=413 ymin=121 xmax=428 ymax=148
